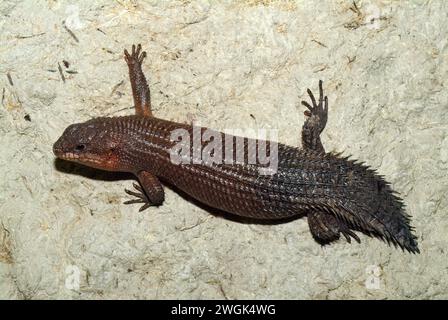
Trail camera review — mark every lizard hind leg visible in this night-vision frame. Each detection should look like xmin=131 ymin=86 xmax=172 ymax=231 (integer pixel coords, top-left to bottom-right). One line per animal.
xmin=124 ymin=44 xmax=152 ymax=117
xmin=301 ymin=80 xmax=328 ymax=154
xmin=307 ymin=211 xmax=360 ymax=245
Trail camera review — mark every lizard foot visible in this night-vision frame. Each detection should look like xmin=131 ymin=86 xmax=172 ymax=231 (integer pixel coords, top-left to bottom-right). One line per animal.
xmin=308 ymin=211 xmax=360 ymax=245
xmin=301 ymin=80 xmax=328 ymax=135
xmin=124 ymin=182 xmax=152 ymax=212
xmin=339 ymin=224 xmax=361 ymax=244
xmin=124 ymin=44 xmax=147 ymax=67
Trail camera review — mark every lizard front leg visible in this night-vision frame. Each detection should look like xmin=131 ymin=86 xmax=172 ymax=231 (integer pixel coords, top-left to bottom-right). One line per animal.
xmin=124 ymin=171 xmax=164 ymax=211
xmin=124 ymin=44 xmax=152 ymax=117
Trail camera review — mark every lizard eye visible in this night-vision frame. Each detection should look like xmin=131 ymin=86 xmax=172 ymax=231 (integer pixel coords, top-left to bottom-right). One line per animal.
xmin=75 ymin=144 xmax=86 ymax=151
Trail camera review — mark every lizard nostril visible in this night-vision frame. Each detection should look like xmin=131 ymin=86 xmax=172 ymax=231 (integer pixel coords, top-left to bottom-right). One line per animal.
xmin=75 ymin=144 xmax=86 ymax=151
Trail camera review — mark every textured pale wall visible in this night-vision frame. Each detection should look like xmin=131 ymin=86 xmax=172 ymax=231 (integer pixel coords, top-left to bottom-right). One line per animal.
xmin=0 ymin=0 xmax=447 ymax=299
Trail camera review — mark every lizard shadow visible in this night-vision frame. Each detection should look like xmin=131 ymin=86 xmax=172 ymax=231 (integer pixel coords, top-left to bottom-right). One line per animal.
xmin=54 ymin=159 xmax=133 ymax=182
xmin=161 ymin=180 xmax=303 ymax=226
xmin=54 ymin=159 xmax=303 ymax=226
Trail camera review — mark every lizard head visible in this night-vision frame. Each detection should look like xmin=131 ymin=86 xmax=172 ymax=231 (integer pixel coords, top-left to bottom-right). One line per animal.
xmin=53 ymin=118 xmax=125 ymax=171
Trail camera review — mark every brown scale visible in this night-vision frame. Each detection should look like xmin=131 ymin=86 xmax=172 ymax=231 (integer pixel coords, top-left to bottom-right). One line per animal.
xmin=53 ymin=44 xmax=419 ymax=253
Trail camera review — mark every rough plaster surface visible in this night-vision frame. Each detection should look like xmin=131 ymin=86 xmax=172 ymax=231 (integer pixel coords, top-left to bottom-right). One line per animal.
xmin=0 ymin=0 xmax=447 ymax=299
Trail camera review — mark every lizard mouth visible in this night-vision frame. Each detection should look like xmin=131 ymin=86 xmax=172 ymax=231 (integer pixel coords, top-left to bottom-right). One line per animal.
xmin=57 ymin=152 xmax=103 ymax=165
xmin=53 ymin=146 xmax=103 ymax=166
xmin=55 ymin=151 xmax=80 ymax=161
xmin=53 ymin=143 xmax=77 ymax=161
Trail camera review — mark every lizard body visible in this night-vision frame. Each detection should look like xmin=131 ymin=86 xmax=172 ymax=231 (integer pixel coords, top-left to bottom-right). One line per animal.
xmin=53 ymin=45 xmax=419 ymax=253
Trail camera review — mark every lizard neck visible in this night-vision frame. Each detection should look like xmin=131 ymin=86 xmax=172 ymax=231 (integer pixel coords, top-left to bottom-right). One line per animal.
xmin=111 ymin=116 xmax=186 ymax=175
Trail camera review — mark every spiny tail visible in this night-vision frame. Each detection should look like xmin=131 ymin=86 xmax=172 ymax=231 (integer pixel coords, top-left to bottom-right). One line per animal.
xmin=374 ymin=183 xmax=419 ymax=253
xmin=329 ymin=154 xmax=419 ymax=253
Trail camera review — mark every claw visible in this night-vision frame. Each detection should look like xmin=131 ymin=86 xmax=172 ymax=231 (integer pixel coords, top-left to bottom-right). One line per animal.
xmin=133 ymin=182 xmax=143 ymax=193
xmin=123 ymin=199 xmax=145 ymax=205
xmin=307 ymin=88 xmax=317 ymax=108
xmin=139 ymin=203 xmax=151 ymax=212
xmin=139 ymin=51 xmax=146 ymax=63
xmin=301 ymin=100 xmax=313 ymax=112
xmin=124 ymin=189 xmax=144 ymax=198
xmin=341 ymin=229 xmax=361 ymax=244
xmin=319 ymin=79 xmax=323 ymax=104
